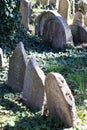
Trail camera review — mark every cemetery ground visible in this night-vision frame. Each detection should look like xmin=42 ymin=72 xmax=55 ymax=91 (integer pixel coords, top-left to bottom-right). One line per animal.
xmin=0 ymin=29 xmax=87 ymax=130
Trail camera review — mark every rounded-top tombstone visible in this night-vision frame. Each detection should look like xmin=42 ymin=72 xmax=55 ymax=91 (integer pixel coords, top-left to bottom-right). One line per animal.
xmin=73 ymin=11 xmax=84 ymax=26
xmin=35 ymin=11 xmax=73 ymax=49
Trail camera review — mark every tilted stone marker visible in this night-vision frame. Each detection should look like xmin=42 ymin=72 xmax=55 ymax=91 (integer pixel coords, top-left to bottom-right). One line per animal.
xmin=7 ymin=42 xmax=28 ymax=92
xmin=70 ymin=24 xmax=87 ymax=45
xmin=84 ymin=14 xmax=87 ymax=26
xmin=58 ymin=0 xmax=70 ymax=21
xmin=23 ymin=57 xmax=46 ymax=111
xmin=73 ymin=11 xmax=84 ymax=26
xmin=20 ymin=0 xmax=32 ymax=30
xmin=45 ymin=72 xmax=77 ymax=127
xmin=0 ymin=48 xmax=4 ymax=68
xmin=35 ymin=11 xmax=73 ymax=49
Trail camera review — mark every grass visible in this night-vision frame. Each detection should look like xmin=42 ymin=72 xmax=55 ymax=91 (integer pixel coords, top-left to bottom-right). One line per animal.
xmin=0 ymin=7 xmax=87 ymax=129
xmin=0 ymin=40 xmax=87 ymax=129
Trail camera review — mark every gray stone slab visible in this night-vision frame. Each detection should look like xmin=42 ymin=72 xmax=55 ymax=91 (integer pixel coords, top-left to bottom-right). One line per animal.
xmin=70 ymin=24 xmax=87 ymax=45
xmin=84 ymin=14 xmax=87 ymax=26
xmin=7 ymin=42 xmax=28 ymax=92
xmin=73 ymin=12 xmax=84 ymax=26
xmin=45 ymin=72 xmax=77 ymax=127
xmin=23 ymin=57 xmax=46 ymax=111
xmin=20 ymin=0 xmax=32 ymax=30
xmin=35 ymin=11 xmax=73 ymax=50
xmin=58 ymin=0 xmax=70 ymax=21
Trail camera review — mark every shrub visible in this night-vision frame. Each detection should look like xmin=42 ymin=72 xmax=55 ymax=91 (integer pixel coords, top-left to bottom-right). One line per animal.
xmin=0 ymin=0 xmax=20 ymax=46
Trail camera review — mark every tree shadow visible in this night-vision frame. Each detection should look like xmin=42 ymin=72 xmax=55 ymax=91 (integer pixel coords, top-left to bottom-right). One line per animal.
xmin=0 ymin=85 xmax=68 ymax=130
xmin=3 ymin=113 xmax=66 ymax=130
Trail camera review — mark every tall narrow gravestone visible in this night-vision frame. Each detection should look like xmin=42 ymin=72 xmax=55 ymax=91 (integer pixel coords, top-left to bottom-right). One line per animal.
xmin=73 ymin=12 xmax=84 ymax=26
xmin=58 ymin=0 xmax=70 ymax=21
xmin=45 ymin=72 xmax=77 ymax=127
xmin=84 ymin=14 xmax=87 ymax=26
xmin=20 ymin=0 xmax=32 ymax=30
xmin=23 ymin=57 xmax=46 ymax=111
xmin=7 ymin=42 xmax=28 ymax=92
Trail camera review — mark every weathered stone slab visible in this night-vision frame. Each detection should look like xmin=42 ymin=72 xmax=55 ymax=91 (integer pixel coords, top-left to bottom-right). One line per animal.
xmin=20 ymin=0 xmax=32 ymax=30
xmin=70 ymin=24 xmax=87 ymax=45
xmin=58 ymin=0 xmax=70 ymax=21
xmin=84 ymin=14 xmax=87 ymax=26
xmin=35 ymin=11 xmax=56 ymax=36
xmin=73 ymin=11 xmax=84 ymax=26
xmin=7 ymin=42 xmax=28 ymax=92
xmin=45 ymin=72 xmax=77 ymax=127
xmin=35 ymin=11 xmax=73 ymax=50
xmin=0 ymin=48 xmax=4 ymax=68
xmin=23 ymin=57 xmax=46 ymax=111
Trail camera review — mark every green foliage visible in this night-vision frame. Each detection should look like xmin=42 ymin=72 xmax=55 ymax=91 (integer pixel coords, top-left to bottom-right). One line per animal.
xmin=0 ymin=1 xmax=87 ymax=129
xmin=0 ymin=47 xmax=87 ymax=129
xmin=0 ymin=0 xmax=20 ymax=45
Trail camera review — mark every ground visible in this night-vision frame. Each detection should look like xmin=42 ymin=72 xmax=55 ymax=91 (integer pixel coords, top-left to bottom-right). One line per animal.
xmin=0 ymin=43 xmax=87 ymax=129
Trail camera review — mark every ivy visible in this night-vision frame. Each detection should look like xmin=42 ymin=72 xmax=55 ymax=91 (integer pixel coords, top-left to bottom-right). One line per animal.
xmin=0 ymin=0 xmax=20 ymax=46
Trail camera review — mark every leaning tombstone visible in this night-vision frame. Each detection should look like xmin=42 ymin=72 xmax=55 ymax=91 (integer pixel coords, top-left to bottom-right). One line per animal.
xmin=84 ymin=14 xmax=87 ymax=26
xmin=0 ymin=48 xmax=4 ymax=68
xmin=20 ymin=0 xmax=32 ymax=31
xmin=58 ymin=0 xmax=70 ymax=21
xmin=23 ymin=57 xmax=46 ymax=111
xmin=45 ymin=72 xmax=77 ymax=127
xmin=35 ymin=11 xmax=73 ymax=50
xmin=7 ymin=42 xmax=28 ymax=92
xmin=70 ymin=24 xmax=87 ymax=45
xmin=73 ymin=11 xmax=84 ymax=26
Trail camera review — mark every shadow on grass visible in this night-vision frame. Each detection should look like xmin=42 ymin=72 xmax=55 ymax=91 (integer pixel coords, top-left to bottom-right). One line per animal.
xmin=3 ymin=117 xmax=65 ymax=130
xmin=0 ymin=84 xmax=66 ymax=130
xmin=3 ymin=113 xmax=66 ymax=130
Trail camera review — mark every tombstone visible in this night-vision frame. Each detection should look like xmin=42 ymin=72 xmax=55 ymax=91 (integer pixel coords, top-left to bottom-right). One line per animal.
xmin=35 ymin=11 xmax=73 ymax=50
xmin=7 ymin=42 xmax=28 ymax=92
xmin=23 ymin=57 xmax=46 ymax=111
xmin=84 ymin=14 xmax=87 ymax=26
xmin=45 ymin=72 xmax=77 ymax=127
xmin=70 ymin=24 xmax=87 ymax=45
xmin=20 ymin=0 xmax=32 ymax=31
xmin=73 ymin=12 xmax=84 ymax=26
xmin=0 ymin=48 xmax=4 ymax=68
xmin=58 ymin=0 xmax=70 ymax=21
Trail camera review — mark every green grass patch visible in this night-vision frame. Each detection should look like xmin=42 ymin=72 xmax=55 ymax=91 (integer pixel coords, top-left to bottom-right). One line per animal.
xmin=0 ymin=45 xmax=87 ymax=129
